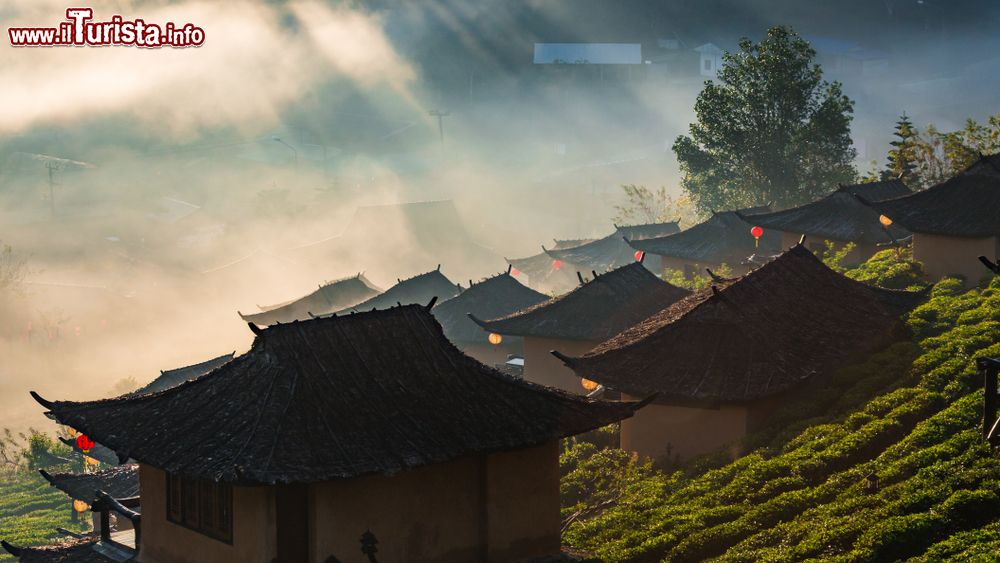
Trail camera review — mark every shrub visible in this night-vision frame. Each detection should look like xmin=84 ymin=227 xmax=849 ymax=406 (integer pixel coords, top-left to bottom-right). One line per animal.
xmin=845 ymin=247 xmax=927 ymax=289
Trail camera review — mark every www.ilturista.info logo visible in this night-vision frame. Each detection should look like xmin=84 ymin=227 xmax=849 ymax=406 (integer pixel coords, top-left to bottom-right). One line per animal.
xmin=9 ymin=8 xmax=205 ymax=48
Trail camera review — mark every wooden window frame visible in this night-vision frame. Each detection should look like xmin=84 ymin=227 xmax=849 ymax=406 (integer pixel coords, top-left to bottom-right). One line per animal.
xmin=166 ymin=472 xmax=233 ymax=544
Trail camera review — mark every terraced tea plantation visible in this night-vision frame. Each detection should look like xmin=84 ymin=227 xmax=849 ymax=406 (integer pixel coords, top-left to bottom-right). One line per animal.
xmin=0 ymin=471 xmax=89 ymax=562
xmin=562 ymin=274 xmax=1000 ymax=561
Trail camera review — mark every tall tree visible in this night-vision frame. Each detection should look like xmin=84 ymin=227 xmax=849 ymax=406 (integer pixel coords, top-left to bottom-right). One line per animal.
xmin=673 ymin=26 xmax=857 ymax=213
xmin=884 ymin=112 xmax=919 ymax=186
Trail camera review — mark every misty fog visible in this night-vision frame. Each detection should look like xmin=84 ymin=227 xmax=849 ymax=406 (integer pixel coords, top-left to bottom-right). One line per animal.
xmin=1 ymin=0 xmax=998 ymax=431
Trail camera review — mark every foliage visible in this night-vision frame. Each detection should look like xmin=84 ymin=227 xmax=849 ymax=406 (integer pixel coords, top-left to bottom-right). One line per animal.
xmin=0 ymin=471 xmax=90 ymax=562
xmin=661 ymin=263 xmax=732 ymax=291
xmin=673 ymin=26 xmax=856 ymax=214
xmin=612 ymin=185 xmax=702 ymax=229
xmin=561 ymin=276 xmax=1000 ymax=561
xmin=21 ymin=430 xmax=75 ymax=473
xmin=108 ymin=376 xmax=140 ymax=397
xmin=883 ymin=112 xmax=1000 ymax=189
xmin=845 ymin=247 xmax=928 ymax=290
xmin=0 ymin=243 xmax=28 ymax=294
xmin=814 ymin=240 xmax=856 ymax=272
xmin=885 ymin=112 xmax=920 ymax=186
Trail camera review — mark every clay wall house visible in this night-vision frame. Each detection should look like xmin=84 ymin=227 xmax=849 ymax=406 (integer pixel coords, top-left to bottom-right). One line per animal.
xmin=861 ymin=158 xmax=1000 ymax=284
xmin=544 ymin=222 xmax=680 ymax=275
xmin=629 ymin=205 xmax=777 ymax=278
xmin=739 ymin=180 xmax=912 ymax=265
xmin=239 ymin=274 xmax=382 ymax=326
xmin=22 ymin=305 xmax=638 ymax=563
xmin=324 ymin=266 xmax=461 ymax=317
xmin=130 ymin=353 xmax=235 ymax=396
xmin=555 ymin=245 xmax=925 ymax=463
xmin=39 ymin=465 xmax=140 ymax=536
xmin=472 ymin=262 xmax=689 ymax=393
xmin=432 ymin=269 xmax=548 ymax=366
xmin=56 ymin=353 xmax=237 ymax=471
xmin=506 ymin=238 xmax=593 ymax=294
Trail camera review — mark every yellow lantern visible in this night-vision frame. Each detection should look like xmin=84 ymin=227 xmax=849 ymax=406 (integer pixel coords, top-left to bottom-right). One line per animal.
xmin=581 ymin=378 xmax=599 ymax=391
xmin=84 ymin=455 xmax=100 ymax=468
xmin=488 ymin=333 xmax=503 ymax=346
xmin=73 ymin=499 xmax=89 ymax=513
xmin=879 ymin=214 xmax=893 ymax=228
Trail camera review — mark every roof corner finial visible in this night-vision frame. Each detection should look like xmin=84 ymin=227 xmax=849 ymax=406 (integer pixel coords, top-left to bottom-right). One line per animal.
xmin=506 ymin=264 xmax=512 ymax=274
xmin=1 ymin=540 xmax=22 ymax=557
xmin=550 ymin=350 xmax=576 ymax=367
xmin=979 ymin=256 xmax=1000 ymax=274
xmin=711 ymin=285 xmax=720 ymax=295
xmin=797 ymin=234 xmax=807 ymax=247
xmin=638 ymin=251 xmax=646 ymax=264
xmin=591 ymin=270 xmax=598 ymax=280
xmin=436 ymin=264 xmax=441 ymax=271
xmin=706 ymin=268 xmax=724 ymax=282
xmin=634 ymin=393 xmax=660 ymax=409
xmin=247 ymin=322 xmax=263 ymax=336
xmin=425 ymin=296 xmax=438 ymax=310
xmin=29 ymin=390 xmax=54 ymax=410
xmin=576 ymin=271 xmax=585 ymax=285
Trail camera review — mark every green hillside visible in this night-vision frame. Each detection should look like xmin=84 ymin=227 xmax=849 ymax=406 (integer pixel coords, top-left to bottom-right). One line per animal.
xmin=561 ymin=271 xmax=1000 ymax=561
xmin=0 ymin=471 xmax=90 ymax=562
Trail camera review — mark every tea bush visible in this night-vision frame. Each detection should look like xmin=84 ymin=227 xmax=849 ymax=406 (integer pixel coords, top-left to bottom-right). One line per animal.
xmin=562 ymin=275 xmax=1000 ymax=561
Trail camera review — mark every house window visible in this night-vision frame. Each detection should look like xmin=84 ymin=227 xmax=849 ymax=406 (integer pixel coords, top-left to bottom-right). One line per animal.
xmin=703 ymin=59 xmax=712 ymax=71
xmin=166 ymin=472 xmax=233 ymax=543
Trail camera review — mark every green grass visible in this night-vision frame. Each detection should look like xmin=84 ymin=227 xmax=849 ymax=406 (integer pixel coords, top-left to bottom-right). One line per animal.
xmin=0 ymin=471 xmax=91 ymax=561
xmin=561 ymin=274 xmax=1000 ymax=562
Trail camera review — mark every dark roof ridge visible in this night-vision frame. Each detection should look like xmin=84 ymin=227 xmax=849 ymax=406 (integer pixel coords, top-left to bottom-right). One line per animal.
xmin=464 ymin=267 xmax=517 ymax=289
xmin=31 ymin=305 xmax=640 ymax=484
xmin=613 ymin=220 xmax=680 ymax=230
xmin=393 ymin=264 xmax=445 ymax=284
xmin=574 ymin=243 xmax=923 ymax=362
xmin=473 ymin=261 xmax=651 ymax=326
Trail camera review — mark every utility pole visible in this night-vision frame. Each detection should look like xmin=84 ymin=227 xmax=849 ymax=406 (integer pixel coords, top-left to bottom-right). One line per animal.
xmin=271 ymin=136 xmax=298 ymax=168
xmin=428 ymin=109 xmax=450 ymax=144
xmin=45 ymin=160 xmax=59 ymax=220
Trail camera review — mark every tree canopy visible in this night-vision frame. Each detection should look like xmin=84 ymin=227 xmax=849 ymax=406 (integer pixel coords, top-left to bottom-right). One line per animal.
xmin=673 ymin=26 xmax=857 ymax=213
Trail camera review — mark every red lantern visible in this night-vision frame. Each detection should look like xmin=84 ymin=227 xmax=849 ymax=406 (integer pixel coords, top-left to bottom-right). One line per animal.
xmin=510 ymin=267 xmax=521 ymax=277
xmin=634 ymin=250 xmax=645 ymax=262
xmin=750 ymin=225 xmax=764 ymax=248
xmin=552 ymin=259 xmax=562 ymax=270
xmin=76 ymin=434 xmax=95 ymax=452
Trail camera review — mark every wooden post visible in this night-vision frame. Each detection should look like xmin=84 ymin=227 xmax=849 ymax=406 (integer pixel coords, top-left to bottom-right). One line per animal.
xmin=100 ymin=509 xmax=111 ymax=542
